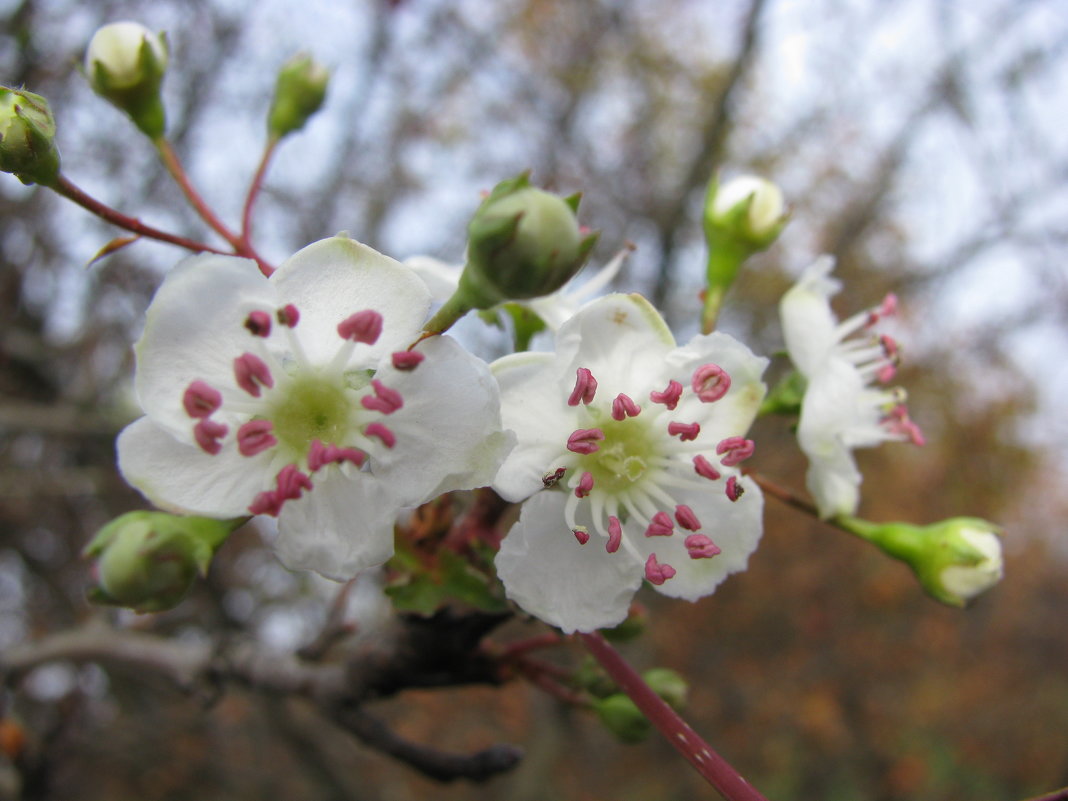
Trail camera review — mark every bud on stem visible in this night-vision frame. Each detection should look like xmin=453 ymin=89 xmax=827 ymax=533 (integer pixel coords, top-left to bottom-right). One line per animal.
xmin=0 ymin=86 xmax=60 ymax=186
xmin=85 ymin=22 xmax=168 ymax=138
xmin=267 ymin=53 xmax=329 ymax=140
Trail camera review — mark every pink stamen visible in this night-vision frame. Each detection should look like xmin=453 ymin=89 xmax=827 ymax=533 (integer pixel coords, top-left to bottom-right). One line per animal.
xmin=567 ymin=367 xmax=598 ymax=406
xmin=244 ymin=310 xmax=272 ymax=337
xmin=193 ymin=418 xmax=228 ymax=455
xmin=542 ymin=467 xmax=566 ymax=488
xmin=649 ymin=380 xmax=683 ymax=410
xmin=692 ymin=363 xmax=731 ymax=402
xmin=277 ymin=304 xmax=300 ymax=327
xmin=668 ymin=421 xmax=700 ymax=441
xmin=365 ymin=422 xmax=396 ymax=448
xmin=391 ymin=350 xmax=425 ymax=370
xmin=237 ymin=419 xmax=277 ymax=457
xmin=674 ymin=504 xmax=701 ymax=531
xmin=866 ymin=293 xmax=898 ymax=326
xmin=182 ymin=380 xmax=222 ymax=419
xmin=276 ymin=464 xmax=313 ymax=501
xmin=725 ymin=475 xmax=745 ymax=502
xmin=644 ymin=553 xmax=676 ymax=585
xmin=883 ymin=405 xmax=926 ymax=446
xmin=575 ymin=471 xmax=595 ymax=498
xmin=248 ymin=490 xmax=282 ymax=517
xmin=611 ymin=393 xmax=641 ymax=421
xmin=716 ymin=436 xmax=755 ymax=466
xmin=307 ymin=439 xmax=366 ymax=471
xmin=644 ymin=511 xmax=674 ymax=537
xmin=684 ymin=534 xmax=722 ymax=559
xmin=234 ymin=353 xmax=274 ymax=397
xmin=337 ymin=310 xmax=384 ymax=344
xmin=361 ymin=379 xmax=404 ymax=414
xmin=880 ymin=334 xmax=900 ymax=361
xmin=693 ymin=454 xmax=721 ymax=481
xmin=567 ymin=428 xmax=605 ymax=455
xmin=606 ymin=516 xmax=623 ymax=553
xmin=573 ymin=527 xmax=591 ymax=545
xmin=876 ymin=364 xmax=898 ymax=384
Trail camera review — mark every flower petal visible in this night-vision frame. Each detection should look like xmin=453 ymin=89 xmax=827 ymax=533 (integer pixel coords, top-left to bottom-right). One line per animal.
xmin=404 ymin=255 xmax=462 ymax=302
xmin=271 ymin=236 xmax=432 ymax=367
xmin=495 ymin=492 xmax=643 ymax=634
xmin=779 ymin=256 xmax=841 ymax=377
xmin=276 ymin=469 xmax=397 ymax=580
xmin=134 ymin=254 xmax=276 ymax=436
xmin=117 ymin=416 xmax=273 ymax=517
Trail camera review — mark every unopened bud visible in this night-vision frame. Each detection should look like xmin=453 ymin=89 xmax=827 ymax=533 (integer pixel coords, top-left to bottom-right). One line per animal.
xmin=838 ymin=515 xmax=1004 ymax=607
xmin=594 ymin=693 xmax=652 ymax=744
xmin=0 ymin=86 xmax=60 ymax=185
xmin=85 ymin=22 xmax=168 ymax=138
xmin=83 ymin=511 xmax=239 ymax=613
xmin=641 ymin=667 xmax=688 ymax=711
xmin=267 ymin=53 xmax=329 ymax=139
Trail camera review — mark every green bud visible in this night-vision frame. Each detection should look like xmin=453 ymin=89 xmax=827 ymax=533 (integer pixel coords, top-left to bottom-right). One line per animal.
xmin=267 ymin=53 xmax=329 ymax=139
xmin=594 ymin=693 xmax=652 ymax=744
xmin=83 ymin=511 xmax=240 ymax=613
xmin=0 ymin=86 xmax=60 ymax=185
xmin=838 ymin=516 xmax=1004 ymax=607
xmin=85 ymin=22 xmax=168 ymax=138
xmin=758 ymin=369 xmax=807 ymax=417
xmin=641 ymin=668 xmax=688 ymax=711
xmin=701 ymin=174 xmax=787 ymax=333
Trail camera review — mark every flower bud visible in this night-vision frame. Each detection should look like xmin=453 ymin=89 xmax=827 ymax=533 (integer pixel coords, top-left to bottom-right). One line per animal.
xmin=85 ymin=22 xmax=168 ymax=138
xmin=838 ymin=516 xmax=1004 ymax=607
xmin=594 ymin=693 xmax=652 ymax=744
xmin=700 ymin=174 xmax=787 ymax=332
xmin=641 ymin=667 xmax=688 ymax=711
xmin=0 ymin=86 xmax=60 ymax=185
xmin=83 ymin=511 xmax=239 ymax=613
xmin=267 ymin=53 xmax=330 ymax=139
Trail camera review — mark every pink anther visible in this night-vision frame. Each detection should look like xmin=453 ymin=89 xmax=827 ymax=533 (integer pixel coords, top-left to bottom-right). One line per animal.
xmin=575 ymin=471 xmax=595 ymax=498
xmin=248 ymin=489 xmax=283 ymax=517
xmin=684 ymin=534 xmax=722 ymax=559
xmin=668 ymin=421 xmax=701 ymax=441
xmin=275 ymin=463 xmax=313 ymax=501
xmin=244 ymin=310 xmax=272 ymax=337
xmin=337 ymin=310 xmax=384 ymax=344
xmin=391 ymin=350 xmax=425 ymax=370
xmin=542 ymin=467 xmax=566 ymax=488
xmin=606 ymin=516 xmax=623 ymax=553
xmin=277 ymin=304 xmax=300 ymax=327
xmin=308 ymin=439 xmax=366 ymax=471
xmin=573 ymin=527 xmax=591 ymax=545
xmin=674 ymin=504 xmax=701 ymax=531
xmin=361 ymin=379 xmax=404 ymax=414
xmin=364 ymin=422 xmax=396 ymax=448
xmin=693 ymin=454 xmax=721 ymax=481
xmin=193 ymin=418 xmax=228 ymax=455
xmin=611 ymin=393 xmax=641 ymax=421
xmin=716 ymin=436 xmax=755 ymax=466
xmin=567 ymin=428 xmax=605 ymax=455
xmin=649 ymin=379 xmax=683 ymax=410
xmin=645 ymin=511 xmax=674 ymax=537
xmin=644 ymin=553 xmax=676 ymax=585
xmin=567 ymin=367 xmax=598 ymax=406
xmin=692 ymin=363 xmax=731 ymax=402
xmin=876 ymin=363 xmax=898 ymax=384
xmin=234 ymin=353 xmax=274 ymax=397
xmin=725 ymin=475 xmax=745 ymax=502
xmin=883 ymin=405 xmax=926 ymax=446
xmin=867 ymin=293 xmax=898 ymax=326
xmin=182 ymin=380 xmax=222 ymax=419
xmin=237 ymin=419 xmax=277 ymax=457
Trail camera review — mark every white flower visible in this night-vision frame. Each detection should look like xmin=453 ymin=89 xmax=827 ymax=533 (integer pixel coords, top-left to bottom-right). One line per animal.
xmin=118 ymin=236 xmax=513 ymax=580
xmin=491 ymin=293 xmax=768 ymax=633
xmin=405 ymin=245 xmax=629 ymax=333
xmin=780 ymin=256 xmax=924 ymax=519
xmin=939 ymin=525 xmax=1004 ymax=604
xmin=85 ymin=22 xmax=167 ymax=89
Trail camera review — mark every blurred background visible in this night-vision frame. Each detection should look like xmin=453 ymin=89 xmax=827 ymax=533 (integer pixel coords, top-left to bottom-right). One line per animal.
xmin=1 ymin=0 xmax=1066 ymax=799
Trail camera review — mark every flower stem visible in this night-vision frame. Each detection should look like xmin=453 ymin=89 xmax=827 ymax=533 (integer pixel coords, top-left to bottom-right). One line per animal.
xmin=51 ymin=175 xmax=230 ymax=256
xmin=579 ymin=631 xmax=769 ymax=801
xmin=241 ymin=136 xmax=279 ymax=249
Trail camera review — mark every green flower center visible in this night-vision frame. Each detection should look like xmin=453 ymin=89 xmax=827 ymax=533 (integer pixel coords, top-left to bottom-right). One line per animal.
xmin=578 ymin=414 xmax=659 ymax=495
xmin=265 ymin=374 xmax=357 ymax=459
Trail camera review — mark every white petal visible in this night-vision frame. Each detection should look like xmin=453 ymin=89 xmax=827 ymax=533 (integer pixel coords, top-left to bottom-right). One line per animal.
xmin=667 ymin=331 xmax=768 ymax=445
xmin=117 ymin=417 xmax=273 ymax=517
xmin=779 ymin=256 xmax=841 ymax=377
xmin=271 ymin=236 xmax=432 ymax=367
xmin=491 ymin=351 xmax=577 ymax=502
xmin=276 ymin=469 xmax=397 ymax=580
xmin=371 ymin=335 xmax=514 ymax=502
xmin=495 ymin=492 xmax=643 ymax=634
xmin=134 ymin=254 xmax=276 ymax=435
xmin=554 ymin=294 xmax=675 ymax=399
xmin=404 ymin=255 xmax=462 ymax=302
xmin=629 ymin=476 xmax=763 ymax=601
